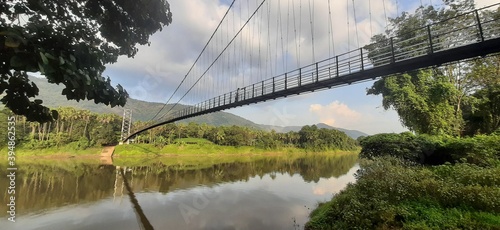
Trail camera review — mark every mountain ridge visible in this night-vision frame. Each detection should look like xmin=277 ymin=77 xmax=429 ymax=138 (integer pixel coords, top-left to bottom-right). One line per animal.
xmin=27 ymin=76 xmax=369 ymax=138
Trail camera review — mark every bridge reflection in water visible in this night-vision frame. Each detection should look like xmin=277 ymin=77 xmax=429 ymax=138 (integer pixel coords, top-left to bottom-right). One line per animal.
xmin=0 ymin=154 xmax=359 ymax=229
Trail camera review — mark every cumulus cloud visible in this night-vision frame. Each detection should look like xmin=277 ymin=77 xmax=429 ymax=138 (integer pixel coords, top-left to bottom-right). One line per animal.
xmin=105 ymin=0 xmax=399 ymax=103
xmin=309 ymin=101 xmax=362 ymax=127
xmin=100 ymin=0 xmax=493 ymax=132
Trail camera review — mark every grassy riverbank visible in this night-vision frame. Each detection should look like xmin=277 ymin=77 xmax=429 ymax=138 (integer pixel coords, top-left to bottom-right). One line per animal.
xmin=9 ymin=138 xmax=359 ymax=158
xmin=305 ymin=133 xmax=500 ymax=229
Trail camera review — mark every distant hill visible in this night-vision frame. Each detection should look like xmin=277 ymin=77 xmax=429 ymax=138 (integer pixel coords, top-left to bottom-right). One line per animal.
xmin=28 ymin=76 xmax=261 ymax=128
xmin=26 ymin=76 xmax=369 ymax=138
xmin=260 ymin=123 xmax=369 ymax=139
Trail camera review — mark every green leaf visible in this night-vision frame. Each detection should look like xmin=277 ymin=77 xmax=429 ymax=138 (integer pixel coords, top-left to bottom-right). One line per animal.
xmin=59 ymin=56 xmax=65 ymax=65
xmin=85 ymin=74 xmax=91 ymax=85
xmin=45 ymin=52 xmax=56 ymax=59
xmin=40 ymin=52 xmax=49 ymax=64
xmin=34 ymin=99 xmax=43 ymax=105
xmin=38 ymin=62 xmax=45 ymax=74
xmin=69 ymin=54 xmax=76 ymax=62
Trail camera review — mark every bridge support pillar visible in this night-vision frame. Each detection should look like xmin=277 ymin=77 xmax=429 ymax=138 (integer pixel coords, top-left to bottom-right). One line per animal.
xmin=120 ymin=109 xmax=132 ymax=144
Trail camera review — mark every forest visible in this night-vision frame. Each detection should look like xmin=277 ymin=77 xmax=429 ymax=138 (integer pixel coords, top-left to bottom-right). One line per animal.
xmin=0 ymin=107 xmax=358 ymax=152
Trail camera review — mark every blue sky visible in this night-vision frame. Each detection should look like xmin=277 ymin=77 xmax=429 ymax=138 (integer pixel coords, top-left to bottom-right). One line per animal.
xmin=103 ymin=0 xmax=496 ymax=135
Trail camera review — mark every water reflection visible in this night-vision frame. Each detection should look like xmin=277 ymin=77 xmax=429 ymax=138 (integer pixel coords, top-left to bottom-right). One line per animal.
xmin=118 ymin=167 xmax=154 ymax=230
xmin=0 ymin=154 xmax=358 ymax=230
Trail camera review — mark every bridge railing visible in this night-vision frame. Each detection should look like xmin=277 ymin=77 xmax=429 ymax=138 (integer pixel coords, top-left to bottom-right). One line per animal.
xmin=164 ymin=3 xmax=500 ymax=125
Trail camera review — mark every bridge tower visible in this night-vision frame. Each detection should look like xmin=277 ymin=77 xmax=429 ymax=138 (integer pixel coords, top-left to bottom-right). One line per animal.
xmin=120 ymin=109 xmax=133 ymax=144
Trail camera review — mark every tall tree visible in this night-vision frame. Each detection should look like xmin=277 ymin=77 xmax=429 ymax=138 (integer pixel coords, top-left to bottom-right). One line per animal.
xmin=0 ymin=0 xmax=173 ymax=122
xmin=365 ymin=0 xmax=498 ymax=136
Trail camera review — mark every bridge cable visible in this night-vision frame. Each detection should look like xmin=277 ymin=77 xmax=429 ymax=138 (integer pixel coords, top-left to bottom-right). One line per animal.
xmin=266 ymin=0 xmax=272 ymax=77
xmin=328 ymin=0 xmax=336 ymax=58
xmin=352 ymin=0 xmax=361 ymax=49
xmin=292 ymin=0 xmax=299 ymax=67
xmin=159 ymin=0 xmax=268 ymax=119
xmin=308 ymin=0 xmax=315 ymax=63
xmin=279 ymin=0 xmax=285 ymax=74
xmin=383 ymin=0 xmax=389 ymax=31
xmin=286 ymin=0 xmax=291 ymax=71
xmin=148 ymin=0 xmax=237 ymax=122
xmin=369 ymin=0 xmax=374 ymax=37
xmin=299 ymin=0 xmax=302 ymax=66
xmin=347 ymin=0 xmax=351 ymax=51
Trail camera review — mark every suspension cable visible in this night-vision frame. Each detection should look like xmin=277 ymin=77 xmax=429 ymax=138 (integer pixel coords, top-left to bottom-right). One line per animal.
xmin=149 ymin=0 xmax=237 ymax=121
xmin=352 ymin=0 xmax=360 ymax=48
xmin=308 ymin=0 xmax=315 ymax=63
xmin=159 ymin=0 xmax=268 ymax=120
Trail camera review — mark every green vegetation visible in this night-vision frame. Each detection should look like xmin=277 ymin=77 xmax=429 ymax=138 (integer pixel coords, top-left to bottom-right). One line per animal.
xmin=1 ymin=1 xmax=172 ymax=122
xmin=25 ymin=76 xmax=267 ymax=127
xmin=365 ymin=0 xmax=500 ymax=136
xmin=306 ymin=153 xmax=500 ymax=229
xmin=0 ymin=107 xmax=123 ymax=149
xmin=132 ymin=120 xmax=358 ymax=152
xmin=306 ymin=1 xmax=500 ymax=229
xmin=0 ymin=106 xmax=359 ymax=155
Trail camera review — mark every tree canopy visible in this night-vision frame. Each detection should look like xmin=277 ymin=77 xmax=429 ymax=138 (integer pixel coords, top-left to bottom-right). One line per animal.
xmin=0 ymin=0 xmax=173 ymax=122
xmin=365 ymin=0 xmax=500 ymax=136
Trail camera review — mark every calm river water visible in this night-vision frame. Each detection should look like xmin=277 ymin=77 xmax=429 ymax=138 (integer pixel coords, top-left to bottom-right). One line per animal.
xmin=1 ymin=154 xmax=358 ymax=230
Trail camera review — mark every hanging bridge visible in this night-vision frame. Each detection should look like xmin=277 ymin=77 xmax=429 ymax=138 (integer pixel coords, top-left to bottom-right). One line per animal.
xmin=123 ymin=1 xmax=500 ymax=142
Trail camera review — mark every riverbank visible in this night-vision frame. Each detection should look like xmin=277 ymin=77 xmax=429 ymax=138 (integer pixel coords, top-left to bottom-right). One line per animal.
xmin=9 ymin=142 xmax=359 ymax=158
xmin=305 ymin=132 xmax=500 ymax=229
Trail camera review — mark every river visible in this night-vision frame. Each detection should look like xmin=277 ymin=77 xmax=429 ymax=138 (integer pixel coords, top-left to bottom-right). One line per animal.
xmin=1 ymin=153 xmax=358 ymax=230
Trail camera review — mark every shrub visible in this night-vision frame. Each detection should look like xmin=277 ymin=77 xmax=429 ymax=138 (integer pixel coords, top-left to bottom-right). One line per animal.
xmin=359 ymin=133 xmax=437 ymax=163
xmin=305 ymin=157 xmax=500 ymax=229
xmin=360 ymin=133 xmax=500 ymax=166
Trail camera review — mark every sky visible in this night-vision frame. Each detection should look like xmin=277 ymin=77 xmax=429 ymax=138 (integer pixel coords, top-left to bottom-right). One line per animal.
xmin=103 ymin=0 xmax=498 ymax=135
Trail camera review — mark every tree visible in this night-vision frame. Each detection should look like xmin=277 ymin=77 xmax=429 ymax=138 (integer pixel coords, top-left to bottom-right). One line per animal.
xmin=368 ymin=69 xmax=463 ymax=135
xmin=0 ymin=0 xmax=173 ymax=122
xmin=462 ymin=56 xmax=500 ymax=134
xmin=365 ymin=0 xmax=499 ymax=136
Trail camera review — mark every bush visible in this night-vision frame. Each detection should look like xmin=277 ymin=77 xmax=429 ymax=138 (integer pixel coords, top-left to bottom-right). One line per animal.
xmin=359 ymin=132 xmax=437 ymax=163
xmin=359 ymin=133 xmax=500 ymax=166
xmin=436 ymin=134 xmax=500 ymax=167
xmin=305 ymin=157 xmax=500 ymax=230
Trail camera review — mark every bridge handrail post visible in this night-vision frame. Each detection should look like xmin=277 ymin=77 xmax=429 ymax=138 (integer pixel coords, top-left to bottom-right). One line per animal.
xmin=427 ymin=25 xmax=434 ymax=54
xmin=252 ymin=84 xmax=255 ymax=98
xmin=315 ymin=63 xmax=319 ymax=82
xmin=299 ymin=68 xmax=302 ymax=86
xmin=273 ymin=77 xmax=275 ymax=93
xmin=474 ymin=10 xmax=484 ymax=42
xmin=261 ymin=81 xmax=264 ymax=95
xmin=335 ymin=56 xmax=339 ymax=77
xmin=223 ymin=94 xmax=226 ymax=105
xmin=285 ymin=73 xmax=288 ymax=90
xmin=390 ymin=37 xmax=395 ymax=63
xmin=360 ymin=48 xmax=364 ymax=70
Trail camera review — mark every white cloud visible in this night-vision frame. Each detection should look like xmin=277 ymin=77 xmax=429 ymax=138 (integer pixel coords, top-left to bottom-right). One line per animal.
xmin=105 ymin=0 xmax=399 ymax=103
xmin=309 ymin=101 xmax=362 ymax=127
xmin=100 ymin=0 xmax=489 ymax=134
